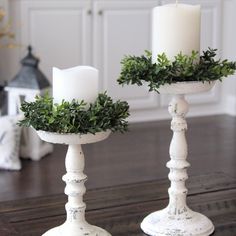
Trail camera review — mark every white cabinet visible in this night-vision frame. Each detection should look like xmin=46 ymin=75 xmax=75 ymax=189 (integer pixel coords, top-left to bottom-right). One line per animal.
xmin=20 ymin=0 xmax=92 ymax=79
xmin=19 ymin=0 xmax=160 ymax=112
xmin=93 ymin=0 xmax=223 ymax=121
xmin=93 ymin=0 xmax=159 ymax=111
xmin=9 ymin=0 xmax=224 ymax=121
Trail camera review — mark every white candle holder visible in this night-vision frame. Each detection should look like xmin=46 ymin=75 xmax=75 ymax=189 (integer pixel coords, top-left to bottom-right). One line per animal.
xmin=37 ymin=130 xmax=111 ymax=236
xmin=141 ymin=81 xmax=216 ymax=236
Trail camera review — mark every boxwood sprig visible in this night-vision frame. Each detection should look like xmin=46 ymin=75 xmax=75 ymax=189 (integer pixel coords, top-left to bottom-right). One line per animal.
xmin=118 ymin=48 xmax=236 ymax=92
xmin=19 ymin=92 xmax=129 ymax=134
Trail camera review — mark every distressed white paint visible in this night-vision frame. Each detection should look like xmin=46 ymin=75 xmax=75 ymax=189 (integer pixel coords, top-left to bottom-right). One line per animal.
xmin=141 ymin=82 xmax=215 ymax=236
xmin=37 ymin=130 xmax=111 ymax=236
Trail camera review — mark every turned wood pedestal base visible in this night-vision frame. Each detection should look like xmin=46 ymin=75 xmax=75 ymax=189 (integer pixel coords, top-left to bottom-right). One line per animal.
xmin=141 ymin=208 xmax=214 ymax=236
xmin=42 ymin=224 xmax=111 ymax=236
xmin=37 ymin=131 xmax=111 ymax=236
xmin=141 ymin=81 xmax=216 ymax=236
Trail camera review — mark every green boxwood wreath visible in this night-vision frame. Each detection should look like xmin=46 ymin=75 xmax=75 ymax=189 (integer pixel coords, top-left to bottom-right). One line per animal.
xmin=19 ymin=92 xmax=129 ymax=134
xmin=118 ymin=48 xmax=236 ymax=92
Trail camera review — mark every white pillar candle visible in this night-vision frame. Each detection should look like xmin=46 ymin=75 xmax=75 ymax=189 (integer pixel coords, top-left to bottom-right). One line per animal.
xmin=152 ymin=4 xmax=201 ymax=62
xmin=53 ymin=66 xmax=99 ymax=105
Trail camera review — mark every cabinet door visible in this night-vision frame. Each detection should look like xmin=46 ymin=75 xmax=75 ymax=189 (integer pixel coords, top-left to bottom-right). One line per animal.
xmin=93 ymin=0 xmax=159 ymax=113
xmin=20 ymin=0 xmax=92 ymax=80
xmin=160 ymin=0 xmax=222 ymax=107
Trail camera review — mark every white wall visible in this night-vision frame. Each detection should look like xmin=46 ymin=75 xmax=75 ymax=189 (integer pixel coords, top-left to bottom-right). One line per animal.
xmin=221 ymin=0 xmax=236 ymax=115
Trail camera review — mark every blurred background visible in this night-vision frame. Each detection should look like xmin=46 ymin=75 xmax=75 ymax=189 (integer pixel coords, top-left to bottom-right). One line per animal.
xmin=0 ymin=0 xmax=236 ymax=122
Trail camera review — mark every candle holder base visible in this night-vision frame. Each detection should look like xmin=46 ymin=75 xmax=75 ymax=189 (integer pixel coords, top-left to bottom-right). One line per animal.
xmin=43 ymin=223 xmax=111 ymax=236
xmin=141 ymin=207 xmax=214 ymax=236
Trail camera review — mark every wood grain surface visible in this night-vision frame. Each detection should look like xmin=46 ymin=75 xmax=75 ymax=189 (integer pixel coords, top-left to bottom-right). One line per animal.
xmin=0 ymin=173 xmax=235 ymax=236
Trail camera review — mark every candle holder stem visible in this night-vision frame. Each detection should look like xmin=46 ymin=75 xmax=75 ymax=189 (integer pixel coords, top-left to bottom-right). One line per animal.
xmin=141 ymin=93 xmax=214 ymax=236
xmin=63 ymin=144 xmax=87 ymax=225
xmin=37 ymin=131 xmax=111 ymax=236
xmin=167 ymin=95 xmax=189 ymax=215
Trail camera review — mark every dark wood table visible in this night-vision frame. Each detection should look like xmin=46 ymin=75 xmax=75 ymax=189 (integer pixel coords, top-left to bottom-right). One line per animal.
xmin=0 ymin=172 xmax=235 ymax=236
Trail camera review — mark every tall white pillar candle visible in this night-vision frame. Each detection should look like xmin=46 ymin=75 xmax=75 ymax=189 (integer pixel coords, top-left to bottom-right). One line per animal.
xmin=152 ymin=4 xmax=201 ymax=62
xmin=53 ymin=66 xmax=99 ymax=105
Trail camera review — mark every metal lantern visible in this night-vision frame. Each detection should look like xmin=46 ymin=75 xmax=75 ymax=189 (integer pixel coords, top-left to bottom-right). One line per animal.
xmin=5 ymin=46 xmax=53 ymax=161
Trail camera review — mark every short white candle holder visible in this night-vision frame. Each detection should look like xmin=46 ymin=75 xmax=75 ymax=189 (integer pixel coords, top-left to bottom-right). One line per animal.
xmin=141 ymin=81 xmax=216 ymax=236
xmin=37 ymin=130 xmax=111 ymax=236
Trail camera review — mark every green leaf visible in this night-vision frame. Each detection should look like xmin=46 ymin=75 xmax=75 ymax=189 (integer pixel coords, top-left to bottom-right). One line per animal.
xmin=18 ymin=92 xmax=130 ymax=134
xmin=118 ymin=48 xmax=236 ymax=92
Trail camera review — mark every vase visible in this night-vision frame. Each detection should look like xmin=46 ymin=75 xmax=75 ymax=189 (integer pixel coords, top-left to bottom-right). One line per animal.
xmin=141 ymin=81 xmax=216 ymax=236
xmin=37 ymin=130 xmax=112 ymax=236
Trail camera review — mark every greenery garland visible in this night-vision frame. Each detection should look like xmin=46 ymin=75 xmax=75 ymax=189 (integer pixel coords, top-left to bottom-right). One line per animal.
xmin=118 ymin=48 xmax=236 ymax=92
xmin=19 ymin=92 xmax=129 ymax=134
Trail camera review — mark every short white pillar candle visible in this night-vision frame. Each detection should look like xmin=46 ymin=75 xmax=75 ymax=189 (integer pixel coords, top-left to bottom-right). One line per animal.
xmin=53 ymin=66 xmax=99 ymax=105
xmin=152 ymin=3 xmax=201 ymax=62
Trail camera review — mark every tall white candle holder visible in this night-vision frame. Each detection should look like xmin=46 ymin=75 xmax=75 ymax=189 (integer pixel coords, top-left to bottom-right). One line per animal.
xmin=141 ymin=81 xmax=216 ymax=236
xmin=37 ymin=130 xmax=111 ymax=236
